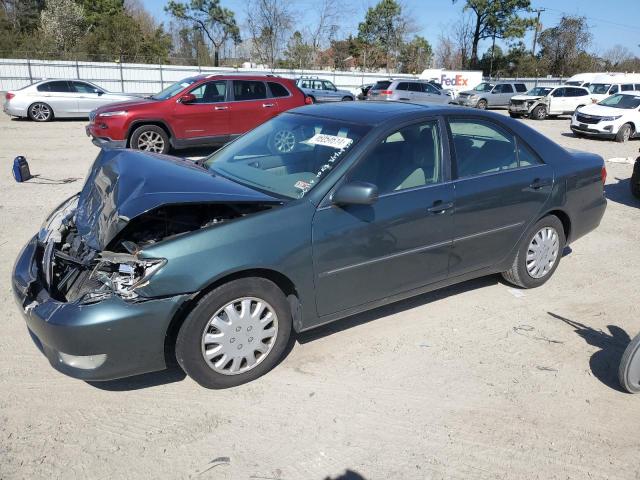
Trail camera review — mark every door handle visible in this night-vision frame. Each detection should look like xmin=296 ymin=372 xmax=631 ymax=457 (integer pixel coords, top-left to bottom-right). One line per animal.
xmin=428 ymin=201 xmax=454 ymax=214
xmin=214 ymin=106 xmax=228 ymax=110
xmin=529 ymin=178 xmax=552 ymax=189
xmin=262 ymin=103 xmax=275 ymax=108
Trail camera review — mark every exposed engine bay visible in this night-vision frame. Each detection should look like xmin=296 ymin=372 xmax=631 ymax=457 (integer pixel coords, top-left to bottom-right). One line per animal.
xmin=41 ymin=197 xmax=274 ymax=303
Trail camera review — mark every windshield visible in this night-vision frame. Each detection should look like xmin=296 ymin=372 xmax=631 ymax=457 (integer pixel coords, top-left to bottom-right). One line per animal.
xmin=151 ymin=77 xmax=200 ymax=100
xmin=598 ymin=93 xmax=640 ymax=109
xmin=589 ymin=83 xmax=611 ymax=95
xmin=527 ymin=87 xmax=552 ymax=96
xmin=565 ymin=81 xmax=581 ymax=86
xmin=372 ymin=80 xmax=391 ymax=90
xmin=204 ymin=114 xmax=369 ymax=199
xmin=473 ymin=82 xmax=494 ymax=92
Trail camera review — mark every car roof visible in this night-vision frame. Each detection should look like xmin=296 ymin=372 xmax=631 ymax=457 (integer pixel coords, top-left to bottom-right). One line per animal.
xmin=287 ymin=101 xmax=475 ymax=126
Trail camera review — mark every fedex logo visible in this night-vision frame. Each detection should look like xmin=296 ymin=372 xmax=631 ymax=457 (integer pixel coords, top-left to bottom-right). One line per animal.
xmin=441 ymin=74 xmax=469 ymax=87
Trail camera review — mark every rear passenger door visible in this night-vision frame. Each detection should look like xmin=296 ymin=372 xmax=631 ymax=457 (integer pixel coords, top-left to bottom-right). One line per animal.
xmin=447 ymin=117 xmax=553 ymax=276
xmin=38 ymin=81 xmax=77 ymax=117
xmin=493 ymin=84 xmax=514 ymax=106
xmin=229 ymin=80 xmax=274 ymax=135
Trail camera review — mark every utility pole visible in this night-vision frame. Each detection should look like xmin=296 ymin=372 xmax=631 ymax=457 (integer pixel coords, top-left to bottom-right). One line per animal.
xmin=531 ymin=8 xmax=545 ymax=56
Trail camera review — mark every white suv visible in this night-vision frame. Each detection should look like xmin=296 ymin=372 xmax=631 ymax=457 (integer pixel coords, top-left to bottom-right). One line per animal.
xmin=509 ymin=86 xmax=593 ymax=120
xmin=571 ymin=91 xmax=640 ymax=142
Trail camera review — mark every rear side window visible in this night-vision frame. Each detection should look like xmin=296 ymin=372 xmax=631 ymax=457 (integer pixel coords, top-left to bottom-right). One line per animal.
xmin=396 ymin=82 xmax=409 ymax=90
xmin=233 ymin=80 xmax=267 ymax=101
xmin=610 ymin=85 xmax=619 ymax=94
xmin=621 ymin=84 xmax=635 ymax=91
xmin=515 ymin=84 xmax=527 ymax=92
xmin=268 ymin=82 xmax=290 ymax=97
xmin=373 ymin=80 xmax=391 ymax=90
xmin=500 ymin=84 xmax=514 ymax=93
xmin=408 ymin=82 xmax=422 ymax=92
xmin=449 ymin=119 xmax=518 ymax=178
xmin=38 ymin=81 xmax=71 ymax=92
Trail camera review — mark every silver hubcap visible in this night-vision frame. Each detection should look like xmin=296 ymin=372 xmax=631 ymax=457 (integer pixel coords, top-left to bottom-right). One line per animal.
xmin=273 ymin=130 xmax=296 ymax=153
xmin=137 ymin=131 xmax=165 ymax=152
xmin=30 ymin=103 xmax=50 ymax=121
xmin=526 ymin=227 xmax=560 ymax=279
xmin=201 ymin=297 xmax=278 ymax=375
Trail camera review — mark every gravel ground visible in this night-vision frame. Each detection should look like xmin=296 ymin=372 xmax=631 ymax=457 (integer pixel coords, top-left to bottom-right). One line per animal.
xmin=0 ymin=111 xmax=639 ymax=480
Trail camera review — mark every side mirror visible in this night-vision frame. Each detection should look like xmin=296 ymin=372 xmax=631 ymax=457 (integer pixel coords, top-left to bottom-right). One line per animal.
xmin=179 ymin=93 xmax=196 ymax=104
xmin=332 ymin=181 xmax=378 ymax=206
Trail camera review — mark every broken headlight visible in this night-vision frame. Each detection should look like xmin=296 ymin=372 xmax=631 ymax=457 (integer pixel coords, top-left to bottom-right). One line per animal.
xmin=78 ymin=254 xmax=166 ymax=305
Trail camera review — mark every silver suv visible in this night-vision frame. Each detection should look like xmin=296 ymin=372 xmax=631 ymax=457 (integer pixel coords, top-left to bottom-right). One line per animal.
xmin=454 ymin=81 xmax=528 ymax=109
xmin=295 ymin=77 xmax=354 ymax=103
xmin=368 ymin=79 xmax=453 ymax=104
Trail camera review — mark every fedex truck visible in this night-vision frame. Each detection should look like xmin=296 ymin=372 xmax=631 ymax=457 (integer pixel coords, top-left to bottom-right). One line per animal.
xmin=419 ymin=69 xmax=483 ymax=95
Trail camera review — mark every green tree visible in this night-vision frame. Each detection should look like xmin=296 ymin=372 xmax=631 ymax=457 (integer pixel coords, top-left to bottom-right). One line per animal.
xmin=538 ymin=16 xmax=592 ymax=76
xmin=357 ymin=0 xmax=408 ymax=71
xmin=398 ymin=35 xmax=432 ymax=73
xmin=165 ymin=0 xmax=240 ymax=66
xmin=77 ymin=0 xmax=123 ymax=27
xmin=452 ymin=0 xmax=534 ymax=67
xmin=283 ymin=31 xmax=313 ymax=69
xmin=40 ymin=0 xmax=86 ymax=53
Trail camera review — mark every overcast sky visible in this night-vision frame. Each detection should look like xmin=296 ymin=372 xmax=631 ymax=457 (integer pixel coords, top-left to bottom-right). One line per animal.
xmin=142 ymin=0 xmax=640 ymax=57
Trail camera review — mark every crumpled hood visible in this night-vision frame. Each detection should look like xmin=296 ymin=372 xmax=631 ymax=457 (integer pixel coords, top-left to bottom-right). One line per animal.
xmin=75 ymin=149 xmax=279 ymax=250
xmin=510 ymin=94 xmax=544 ymax=101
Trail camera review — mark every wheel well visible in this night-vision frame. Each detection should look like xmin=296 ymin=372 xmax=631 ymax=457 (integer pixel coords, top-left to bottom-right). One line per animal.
xmin=545 ymin=210 xmax=571 ymax=242
xmin=163 ymin=268 xmax=299 ymax=366
xmin=127 ymin=121 xmax=172 ymax=147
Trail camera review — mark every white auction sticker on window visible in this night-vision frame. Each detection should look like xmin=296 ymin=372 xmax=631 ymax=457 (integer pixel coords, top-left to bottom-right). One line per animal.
xmin=306 ymin=134 xmax=353 ymax=149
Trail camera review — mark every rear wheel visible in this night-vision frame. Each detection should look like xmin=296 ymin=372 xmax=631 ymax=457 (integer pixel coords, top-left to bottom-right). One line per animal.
xmin=631 ymin=159 xmax=640 ymax=199
xmin=175 ymin=278 xmax=292 ymax=389
xmin=341 ymin=96 xmax=353 ymax=101
xmin=532 ymin=105 xmax=547 ymax=120
xmin=28 ymin=102 xmax=53 ymax=122
xmin=476 ymin=99 xmax=487 ymax=109
xmin=130 ymin=125 xmax=170 ymax=154
xmin=502 ymin=215 xmax=565 ymax=289
xmin=307 ymin=95 xmax=316 ymax=104
xmin=616 ymin=123 xmax=633 ymax=143
xmin=619 ymin=332 xmax=640 ymax=393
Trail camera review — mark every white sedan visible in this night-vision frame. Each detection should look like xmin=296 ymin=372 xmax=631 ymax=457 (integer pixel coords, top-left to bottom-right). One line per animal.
xmin=571 ymin=91 xmax=640 ymax=142
xmin=3 ymin=79 xmax=139 ymax=122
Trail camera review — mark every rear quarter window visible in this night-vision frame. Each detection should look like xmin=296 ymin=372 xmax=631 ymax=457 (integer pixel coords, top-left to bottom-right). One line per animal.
xmin=268 ymin=82 xmax=290 ymax=97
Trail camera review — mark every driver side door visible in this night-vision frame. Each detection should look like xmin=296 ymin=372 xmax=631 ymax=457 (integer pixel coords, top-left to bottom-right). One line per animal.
xmin=71 ymin=81 xmax=105 ymax=114
xmin=312 ymin=118 xmax=454 ymax=316
xmin=171 ymin=80 xmax=231 ymax=141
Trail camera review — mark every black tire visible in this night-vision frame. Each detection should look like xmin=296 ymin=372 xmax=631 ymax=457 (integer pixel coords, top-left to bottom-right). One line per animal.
xmin=571 ymin=129 xmax=585 ymax=138
xmin=175 ymin=278 xmax=292 ymax=389
xmin=130 ymin=124 xmax=170 ymax=154
xmin=307 ymin=95 xmax=316 ymax=104
xmin=28 ymin=102 xmax=53 ymax=122
xmin=509 ymin=113 xmax=521 ymax=118
xmin=532 ymin=105 xmax=547 ymax=120
xmin=476 ymin=99 xmax=488 ymax=109
xmin=631 ymin=159 xmax=640 ymax=199
xmin=616 ymin=123 xmax=633 ymax=143
xmin=502 ymin=215 xmax=566 ymax=289
xmin=341 ymin=96 xmax=353 ymax=101
xmin=619 ymin=332 xmax=640 ymax=393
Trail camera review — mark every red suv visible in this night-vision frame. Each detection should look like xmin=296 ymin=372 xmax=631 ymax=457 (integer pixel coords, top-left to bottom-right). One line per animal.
xmin=86 ymin=75 xmax=308 ymax=153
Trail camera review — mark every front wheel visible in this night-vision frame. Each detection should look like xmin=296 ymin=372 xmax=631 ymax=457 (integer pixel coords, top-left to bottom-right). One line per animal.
xmin=175 ymin=278 xmax=292 ymax=389
xmin=476 ymin=99 xmax=487 ymax=109
xmin=619 ymin=332 xmax=640 ymax=393
xmin=341 ymin=96 xmax=353 ymax=101
xmin=532 ymin=105 xmax=547 ymax=120
xmin=502 ymin=215 xmax=565 ymax=289
xmin=130 ymin=125 xmax=170 ymax=154
xmin=616 ymin=123 xmax=633 ymax=143
xmin=631 ymin=159 xmax=640 ymax=199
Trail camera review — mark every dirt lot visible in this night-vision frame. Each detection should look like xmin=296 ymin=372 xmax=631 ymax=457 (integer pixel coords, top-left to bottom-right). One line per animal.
xmin=0 ymin=111 xmax=639 ymax=480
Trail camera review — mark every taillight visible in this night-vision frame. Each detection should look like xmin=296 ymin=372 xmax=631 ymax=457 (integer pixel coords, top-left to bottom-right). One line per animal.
xmin=5 ymin=92 xmax=15 ymax=101
xmin=304 ymin=96 xmax=313 ymax=105
xmin=601 ymin=165 xmax=607 ymax=185
xmin=381 ymin=90 xmax=393 ymax=95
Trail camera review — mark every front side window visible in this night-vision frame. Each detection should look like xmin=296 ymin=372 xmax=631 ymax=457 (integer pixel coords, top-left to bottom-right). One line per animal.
xmin=323 ymin=81 xmax=336 ymax=91
xmin=610 ymin=85 xmax=619 ymax=94
xmin=204 ymin=114 xmax=369 ymax=199
xmin=449 ymin=119 xmax=519 ymax=178
xmin=515 ymin=84 xmax=528 ymax=92
xmin=71 ymin=81 xmax=100 ymax=93
xmin=424 ymin=83 xmax=440 ymax=94
xmin=473 ymin=82 xmax=494 ymax=92
xmin=233 ymin=80 xmax=267 ymax=101
xmin=551 ymin=88 xmax=565 ymax=97
xmin=528 ymin=87 xmax=552 ymax=96
xmin=589 ymin=83 xmax=611 ymax=95
xmin=188 ymin=81 xmax=227 ymax=103
xmin=348 ymin=120 xmax=441 ymax=194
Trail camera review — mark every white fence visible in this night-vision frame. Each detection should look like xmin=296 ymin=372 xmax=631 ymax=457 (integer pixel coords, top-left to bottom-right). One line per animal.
xmin=0 ymin=57 xmax=565 ymax=95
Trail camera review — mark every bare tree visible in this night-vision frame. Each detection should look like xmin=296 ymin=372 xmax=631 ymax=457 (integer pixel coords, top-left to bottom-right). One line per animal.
xmin=603 ymin=45 xmax=635 ymax=68
xmin=453 ymin=12 xmax=474 ymax=68
xmin=246 ymin=0 xmax=293 ymax=68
